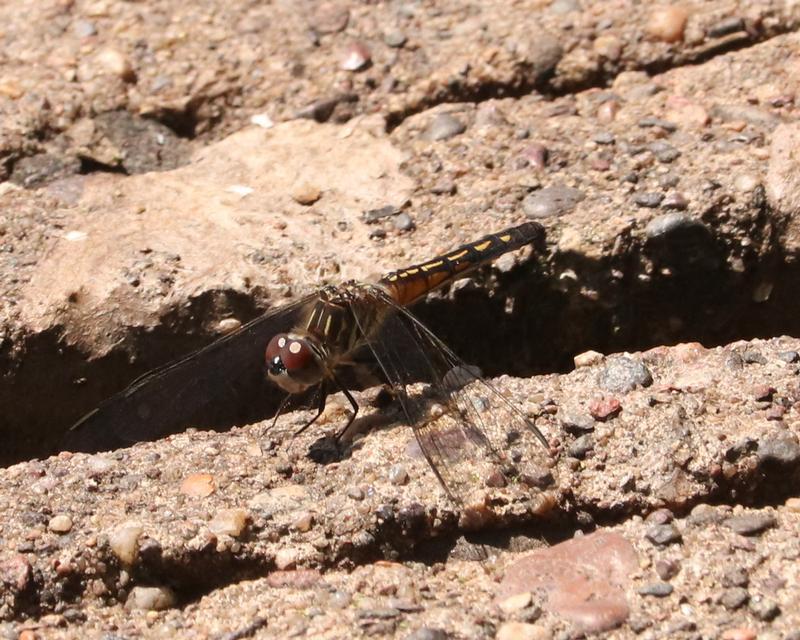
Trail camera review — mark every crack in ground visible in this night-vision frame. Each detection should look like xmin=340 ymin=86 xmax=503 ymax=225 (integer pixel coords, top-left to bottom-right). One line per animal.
xmin=3 ymin=197 xmax=800 ymax=466
xmin=385 ymin=25 xmax=800 ymax=132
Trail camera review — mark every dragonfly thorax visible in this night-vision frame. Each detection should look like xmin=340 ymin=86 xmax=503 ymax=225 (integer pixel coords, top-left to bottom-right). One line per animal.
xmin=265 ymin=332 xmax=326 ymax=393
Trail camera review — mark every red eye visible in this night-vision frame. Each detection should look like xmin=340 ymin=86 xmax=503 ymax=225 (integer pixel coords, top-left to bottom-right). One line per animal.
xmin=281 ymin=339 xmax=312 ymax=371
xmin=265 ymin=334 xmax=313 ymax=373
xmin=265 ymin=334 xmax=285 ymax=364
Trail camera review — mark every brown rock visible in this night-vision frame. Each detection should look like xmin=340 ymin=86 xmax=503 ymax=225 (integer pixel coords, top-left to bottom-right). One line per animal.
xmin=498 ymin=531 xmax=638 ymax=633
xmin=180 ymin=473 xmax=216 ymax=497
xmin=645 ymin=6 xmax=689 ymax=43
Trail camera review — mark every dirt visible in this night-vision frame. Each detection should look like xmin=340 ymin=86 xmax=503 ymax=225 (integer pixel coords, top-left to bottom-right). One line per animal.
xmin=1 ymin=1 xmax=800 ymax=638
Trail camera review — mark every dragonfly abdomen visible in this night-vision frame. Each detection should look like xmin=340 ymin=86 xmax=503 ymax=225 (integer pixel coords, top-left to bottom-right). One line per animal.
xmin=379 ymin=221 xmax=544 ymax=307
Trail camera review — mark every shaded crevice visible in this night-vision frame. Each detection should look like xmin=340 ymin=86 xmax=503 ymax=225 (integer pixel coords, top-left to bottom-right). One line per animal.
xmin=0 ymin=289 xmax=273 ymax=467
xmin=77 ymin=156 xmax=128 ymax=175
xmin=4 ymin=230 xmax=800 ymax=465
xmin=146 ymin=106 xmax=201 ymax=140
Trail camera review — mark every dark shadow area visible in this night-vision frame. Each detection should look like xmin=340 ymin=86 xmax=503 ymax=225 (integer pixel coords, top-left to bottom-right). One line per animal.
xmin=3 ymin=193 xmax=800 ymax=466
xmin=77 ymin=156 xmax=129 ymax=175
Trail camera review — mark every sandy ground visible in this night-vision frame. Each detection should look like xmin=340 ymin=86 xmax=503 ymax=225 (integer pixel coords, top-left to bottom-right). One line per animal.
xmin=2 ymin=1 xmax=800 ymax=638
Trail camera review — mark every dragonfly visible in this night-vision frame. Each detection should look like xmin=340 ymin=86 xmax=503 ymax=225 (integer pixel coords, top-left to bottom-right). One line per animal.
xmin=64 ymin=222 xmax=549 ymax=501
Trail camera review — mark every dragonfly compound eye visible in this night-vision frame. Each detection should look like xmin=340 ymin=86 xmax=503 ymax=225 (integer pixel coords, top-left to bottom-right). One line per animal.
xmin=280 ymin=338 xmax=314 ymax=372
xmin=265 ymin=334 xmax=315 ymax=375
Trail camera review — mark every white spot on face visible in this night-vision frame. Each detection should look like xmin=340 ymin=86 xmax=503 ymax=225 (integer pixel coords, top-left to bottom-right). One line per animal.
xmin=278 ymin=337 xmax=286 ymax=349
xmin=288 ymin=341 xmax=302 ymax=354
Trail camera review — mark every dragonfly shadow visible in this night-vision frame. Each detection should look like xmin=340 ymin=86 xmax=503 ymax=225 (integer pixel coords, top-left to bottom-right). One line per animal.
xmin=306 ymin=408 xmax=398 ymax=465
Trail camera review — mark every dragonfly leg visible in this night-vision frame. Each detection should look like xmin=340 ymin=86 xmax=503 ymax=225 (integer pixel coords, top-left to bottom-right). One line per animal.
xmin=294 ymin=383 xmax=328 ymax=437
xmin=330 ymin=373 xmax=359 ymax=442
xmin=263 ymin=393 xmax=293 ymax=436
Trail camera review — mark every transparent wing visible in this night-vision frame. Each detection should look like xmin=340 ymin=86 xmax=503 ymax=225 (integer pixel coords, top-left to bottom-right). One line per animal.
xmin=62 ymin=294 xmax=318 ymax=453
xmin=349 ymin=285 xmax=550 ymax=502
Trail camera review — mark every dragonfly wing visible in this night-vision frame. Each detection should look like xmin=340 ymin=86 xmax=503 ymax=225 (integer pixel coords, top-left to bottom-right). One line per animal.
xmin=349 ymin=286 xmax=549 ymax=502
xmin=63 ymin=294 xmax=316 ymax=453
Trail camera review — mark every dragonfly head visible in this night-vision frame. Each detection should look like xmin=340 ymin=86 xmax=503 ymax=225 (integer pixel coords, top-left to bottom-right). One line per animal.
xmin=265 ymin=332 xmax=325 ymax=393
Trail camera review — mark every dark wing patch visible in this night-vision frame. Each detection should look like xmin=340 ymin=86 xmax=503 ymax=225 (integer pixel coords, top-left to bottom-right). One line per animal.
xmin=63 ymin=294 xmax=316 ymax=453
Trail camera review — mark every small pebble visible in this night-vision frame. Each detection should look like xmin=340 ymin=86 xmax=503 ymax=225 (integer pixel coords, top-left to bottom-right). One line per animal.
xmin=209 ymin=509 xmax=249 ymax=537
xmin=707 ymin=16 xmax=745 ymax=38
xmin=597 ymin=356 xmax=653 ymax=393
xmin=86 ymin=455 xmax=117 ymax=476
xmin=328 ymin=590 xmax=352 ymax=609
xmin=499 ymin=591 xmax=532 ymax=614
xmin=96 ymin=48 xmax=136 ymax=82
xmin=638 ymin=582 xmax=673 ymax=597
xmin=645 ymin=212 xmax=707 ymax=240
xmin=292 ymin=511 xmax=314 ymax=533
xmin=662 ymin=192 xmax=688 ymax=210
xmin=757 ymin=435 xmax=800 ymax=466
xmin=250 ymin=113 xmax=274 ymax=129
xmin=645 ymin=523 xmax=682 ymax=546
xmin=734 ymin=174 xmax=759 ymax=193
xmin=217 ymin=318 xmax=242 ymax=334
xmin=73 ymin=20 xmax=97 ymax=37
xmin=723 ymin=513 xmax=776 ymax=536
xmin=655 ymin=559 xmax=680 ymax=580
xmin=404 ymin=627 xmax=450 ymax=640
xmin=550 ymin=0 xmax=581 ymax=14
xmin=560 ymin=411 xmax=595 ymax=434
xmin=593 ymin=131 xmax=615 ymax=145
xmin=109 ymin=522 xmax=143 ymax=565
xmin=645 ymin=508 xmax=674 ymax=525
xmin=520 ymin=143 xmax=549 ymax=169
xmin=574 ymin=350 xmax=603 ymax=368
xmin=719 ymin=587 xmax=749 ymax=610
xmin=521 ymin=469 xmax=554 ymax=489
xmin=347 ymin=486 xmax=365 ymax=500
xmin=650 ymin=141 xmax=681 ymax=163
xmin=721 ymin=628 xmax=757 ymax=640
xmin=722 ymin=566 xmax=749 ymax=587
xmin=597 ymin=100 xmax=619 ymax=123
xmin=741 ymin=349 xmax=767 ymax=364
xmin=522 ymin=185 xmax=585 ymax=218
xmin=484 ymin=469 xmax=507 ymax=488
xmin=634 ymin=192 xmax=665 ymax=208
xmin=125 ymin=586 xmax=176 ymax=611
xmin=275 ymin=548 xmax=299 ymax=570
xmin=496 ymin=621 xmax=549 ymax=640
xmin=568 ymin=434 xmax=594 ymax=459
xmin=311 ymin=4 xmax=349 ymax=33
xmin=430 ymin=177 xmax=456 ymax=195
xmin=589 ymin=397 xmax=621 ymax=421
xmin=593 ymin=35 xmax=622 ymax=61
xmin=646 ymin=6 xmax=689 ymax=42
xmin=180 ymin=473 xmax=215 ymax=497
xmin=394 ymin=212 xmax=415 ymax=232
xmin=340 ymin=42 xmax=371 ymax=71
xmin=752 ymin=384 xmax=776 ymax=401
xmin=749 ymin=596 xmax=780 ymax=621
xmin=638 ymin=116 xmax=677 ymax=132
xmin=388 ymin=464 xmax=409 ymax=486
xmin=48 ymin=515 xmax=73 ymax=534
xmin=384 ymin=30 xmax=407 ymax=47
xmin=422 ymin=114 xmax=467 ymax=141
xmin=778 ymin=350 xmax=799 ymax=363
xmin=291 ymin=181 xmax=322 ymax=205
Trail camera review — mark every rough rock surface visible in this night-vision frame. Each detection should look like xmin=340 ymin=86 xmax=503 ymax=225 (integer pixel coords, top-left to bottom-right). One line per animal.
xmin=2 ymin=1 xmax=800 ymax=638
